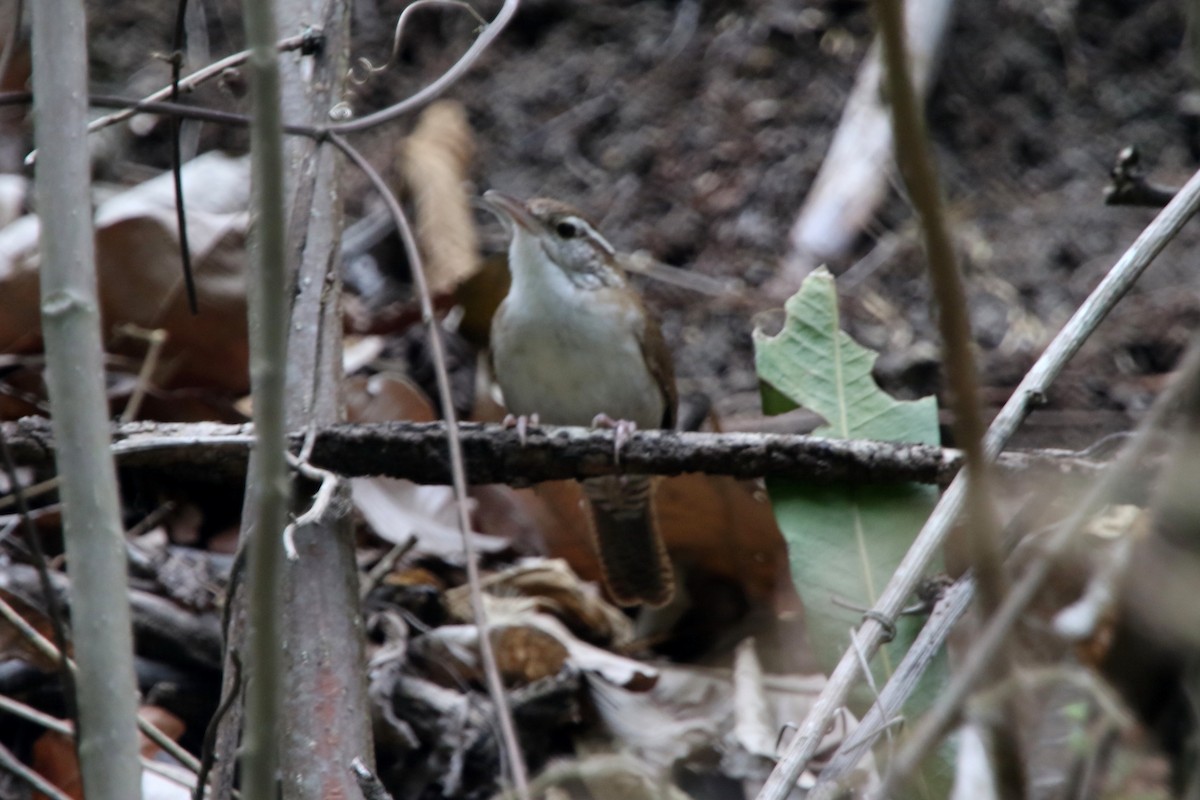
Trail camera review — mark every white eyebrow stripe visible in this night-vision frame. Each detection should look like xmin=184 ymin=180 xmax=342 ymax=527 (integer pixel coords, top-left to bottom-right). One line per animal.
xmin=570 ymin=216 xmax=616 ymax=256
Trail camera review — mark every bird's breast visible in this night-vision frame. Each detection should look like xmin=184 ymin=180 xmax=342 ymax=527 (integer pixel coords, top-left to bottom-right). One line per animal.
xmin=491 ymin=287 xmax=665 ymax=429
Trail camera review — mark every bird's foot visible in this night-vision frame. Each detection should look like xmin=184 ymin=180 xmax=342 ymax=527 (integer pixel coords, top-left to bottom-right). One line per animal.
xmin=502 ymin=412 xmax=540 ymax=446
xmin=592 ymin=413 xmax=637 ymax=465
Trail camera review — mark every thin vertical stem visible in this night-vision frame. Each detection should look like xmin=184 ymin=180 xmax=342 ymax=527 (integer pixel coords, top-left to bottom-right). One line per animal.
xmin=30 ymin=0 xmax=142 ymax=797
xmin=239 ymin=0 xmax=291 ymax=797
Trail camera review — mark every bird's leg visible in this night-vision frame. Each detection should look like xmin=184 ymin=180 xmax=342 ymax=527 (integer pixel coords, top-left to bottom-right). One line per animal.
xmin=592 ymin=413 xmax=637 ymax=465
xmin=501 ymin=412 xmax=540 ymax=446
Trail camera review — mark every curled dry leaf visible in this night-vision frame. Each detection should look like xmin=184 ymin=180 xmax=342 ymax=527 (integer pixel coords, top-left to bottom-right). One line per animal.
xmin=443 ymin=559 xmax=634 ymax=648
xmin=413 ymin=617 xmax=569 ymax=687
xmin=419 ymin=594 xmax=657 ymax=690
xmin=0 ymin=151 xmax=251 ymax=396
xmin=397 ymin=100 xmax=480 ymax=296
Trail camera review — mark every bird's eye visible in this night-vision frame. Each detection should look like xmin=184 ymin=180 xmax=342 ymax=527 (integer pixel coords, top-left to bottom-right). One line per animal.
xmin=555 ymin=220 xmax=580 ymax=239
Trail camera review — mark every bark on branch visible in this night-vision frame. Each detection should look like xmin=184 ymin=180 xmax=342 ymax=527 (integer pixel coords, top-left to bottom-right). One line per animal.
xmin=2 ymin=417 xmax=1108 ymax=486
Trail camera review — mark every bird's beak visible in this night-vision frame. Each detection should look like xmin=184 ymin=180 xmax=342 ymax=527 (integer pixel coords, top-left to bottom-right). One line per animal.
xmin=480 ymin=190 xmax=537 ymax=233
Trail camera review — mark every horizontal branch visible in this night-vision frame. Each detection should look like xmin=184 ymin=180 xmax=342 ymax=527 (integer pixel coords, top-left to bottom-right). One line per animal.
xmin=1 ymin=417 xmax=1107 ymax=487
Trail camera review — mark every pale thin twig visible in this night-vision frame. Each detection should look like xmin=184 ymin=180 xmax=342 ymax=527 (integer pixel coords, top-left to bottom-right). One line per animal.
xmin=237 ymin=0 xmax=291 ymax=794
xmin=281 ymin=455 xmax=340 ymax=560
xmin=330 ymin=0 xmax=518 ymax=133
xmin=360 ymin=535 xmax=418 ymax=602
xmin=31 ymin=0 xmax=142 ymax=791
xmin=113 ymin=324 xmax=168 ymax=423
xmin=0 ymin=476 xmax=59 ymax=511
xmin=757 ymin=156 xmax=1200 ymax=800
xmin=810 ymin=577 xmax=975 ymax=796
xmin=871 ymin=181 xmax=1200 ymax=797
xmin=0 ymin=693 xmax=73 ymax=735
xmin=349 ymin=0 xmax=486 ymax=83
xmin=329 ymin=132 xmax=531 ymax=800
xmin=24 ymin=32 xmax=311 ymax=164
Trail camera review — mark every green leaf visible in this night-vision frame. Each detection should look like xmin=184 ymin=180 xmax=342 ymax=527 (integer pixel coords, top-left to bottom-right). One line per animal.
xmin=754 ymin=267 xmax=949 ymax=795
xmin=755 ymin=267 xmax=938 ymax=445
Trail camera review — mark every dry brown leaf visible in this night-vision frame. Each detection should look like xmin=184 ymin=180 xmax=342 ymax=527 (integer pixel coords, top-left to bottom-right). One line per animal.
xmin=0 ymin=151 xmax=251 ymax=400
xmin=415 ymin=617 xmax=568 ymax=686
xmin=346 ymin=372 xmax=436 ymax=424
xmin=32 ymin=729 xmax=82 ymax=800
xmin=656 ymin=474 xmax=797 ymax=610
xmin=530 ymin=480 xmax=603 ymax=586
xmin=468 ymin=483 xmax=564 ymax=556
xmin=0 ymin=214 xmax=41 ymax=353
xmin=397 ymin=100 xmax=479 ymax=296
xmin=526 ymin=611 xmax=657 ymax=691
xmin=444 ymin=559 xmax=634 ymax=647
xmin=525 ymin=754 xmax=695 ymax=800
xmin=456 ymin=253 xmax=511 ymax=349
xmin=528 ymin=474 xmax=797 ymax=618
xmin=421 ymin=595 xmax=657 ymax=690
xmin=93 ymin=153 xmax=250 ymax=393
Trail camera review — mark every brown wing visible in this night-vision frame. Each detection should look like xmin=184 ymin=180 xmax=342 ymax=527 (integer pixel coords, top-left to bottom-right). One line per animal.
xmin=636 ymin=305 xmax=678 ymax=430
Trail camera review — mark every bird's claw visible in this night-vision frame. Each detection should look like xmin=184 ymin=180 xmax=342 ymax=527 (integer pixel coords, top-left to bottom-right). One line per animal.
xmin=592 ymin=413 xmax=637 ymax=465
xmin=502 ymin=413 xmax=539 ymax=446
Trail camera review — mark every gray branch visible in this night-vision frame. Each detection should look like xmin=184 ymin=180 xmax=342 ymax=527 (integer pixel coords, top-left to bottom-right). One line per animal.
xmin=1 ymin=417 xmax=1109 ymax=486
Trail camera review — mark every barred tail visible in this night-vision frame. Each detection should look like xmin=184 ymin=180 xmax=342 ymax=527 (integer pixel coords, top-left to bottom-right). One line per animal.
xmin=582 ymin=474 xmax=674 ymax=607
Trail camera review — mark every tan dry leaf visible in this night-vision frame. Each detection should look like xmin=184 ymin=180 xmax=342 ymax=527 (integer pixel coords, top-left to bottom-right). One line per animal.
xmin=93 ymin=152 xmax=250 ymax=392
xmin=346 ymin=372 xmax=437 ymax=424
xmin=443 ymin=559 xmax=634 ymax=648
xmin=415 ymin=616 xmax=568 ymax=686
xmin=424 ymin=595 xmax=656 ymax=690
xmin=397 ymin=100 xmax=479 ymax=296
xmin=0 ymin=151 xmax=251 ymax=394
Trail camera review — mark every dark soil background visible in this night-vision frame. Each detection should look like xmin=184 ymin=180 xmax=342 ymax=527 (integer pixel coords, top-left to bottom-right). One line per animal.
xmin=370 ymin=0 xmax=1199 ymax=448
xmin=76 ymin=0 xmax=1200 ymax=440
